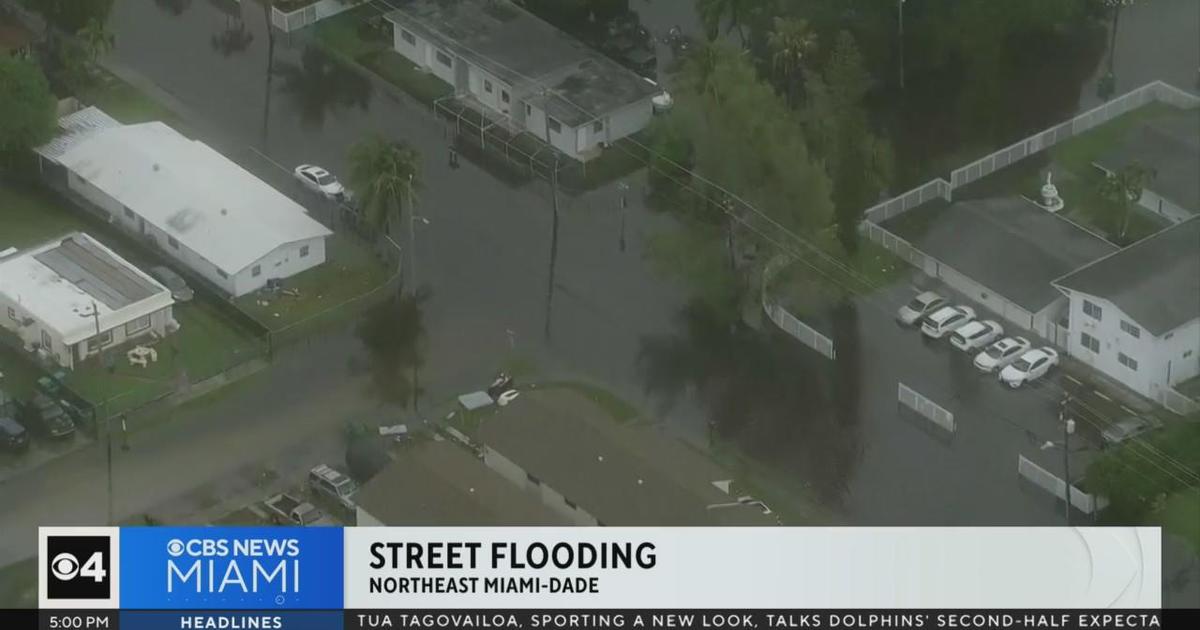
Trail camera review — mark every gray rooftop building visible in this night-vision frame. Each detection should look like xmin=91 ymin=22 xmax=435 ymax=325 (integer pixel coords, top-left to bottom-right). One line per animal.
xmin=385 ymin=0 xmax=659 ymax=161
xmin=1096 ymin=109 xmax=1200 ymax=223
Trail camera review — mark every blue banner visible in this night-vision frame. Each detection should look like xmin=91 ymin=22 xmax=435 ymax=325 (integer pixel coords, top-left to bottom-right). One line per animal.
xmin=119 ymin=527 xmax=344 ymax=610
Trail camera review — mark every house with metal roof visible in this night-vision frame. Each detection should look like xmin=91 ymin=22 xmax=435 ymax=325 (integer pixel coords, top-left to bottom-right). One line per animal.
xmin=354 ymin=438 xmax=567 ymax=526
xmin=384 ymin=0 xmax=660 ymax=161
xmin=474 ymin=388 xmax=779 ymax=526
xmin=1053 ymin=218 xmax=1200 ymax=406
xmin=35 ymin=107 xmax=332 ymax=297
xmin=0 ymin=233 xmax=176 ymax=370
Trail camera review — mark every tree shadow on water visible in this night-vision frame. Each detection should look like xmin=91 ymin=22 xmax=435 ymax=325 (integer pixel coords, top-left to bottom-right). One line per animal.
xmin=274 ymin=45 xmax=372 ymax=130
xmin=355 ymin=291 xmax=427 ymax=408
xmin=637 ymin=298 xmax=864 ymax=505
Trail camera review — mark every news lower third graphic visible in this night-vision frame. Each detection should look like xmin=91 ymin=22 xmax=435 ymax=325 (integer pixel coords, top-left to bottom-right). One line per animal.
xmin=23 ymin=526 xmax=1179 ymax=630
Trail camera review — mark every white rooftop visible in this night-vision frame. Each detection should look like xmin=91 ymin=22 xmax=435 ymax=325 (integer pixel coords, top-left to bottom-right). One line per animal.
xmin=0 ymin=233 xmax=174 ymax=346
xmin=37 ymin=111 xmax=332 ymax=274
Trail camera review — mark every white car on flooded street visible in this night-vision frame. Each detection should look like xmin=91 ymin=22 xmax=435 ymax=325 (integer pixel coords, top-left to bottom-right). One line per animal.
xmin=999 ymin=347 xmax=1059 ymax=388
xmin=294 ymin=164 xmax=345 ymax=200
xmin=973 ymin=336 xmax=1031 ymax=372
xmin=950 ymin=320 xmax=1003 ymax=352
xmin=920 ymin=305 xmax=976 ymax=339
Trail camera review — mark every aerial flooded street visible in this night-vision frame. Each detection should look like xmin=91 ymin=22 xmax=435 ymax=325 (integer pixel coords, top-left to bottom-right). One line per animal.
xmin=0 ymin=0 xmax=1197 ymax=612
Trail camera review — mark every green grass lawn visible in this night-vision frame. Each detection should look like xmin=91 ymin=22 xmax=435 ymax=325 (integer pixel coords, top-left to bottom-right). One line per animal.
xmin=1158 ymin=490 xmax=1200 ymax=553
xmin=234 ymin=232 xmax=393 ymax=331
xmin=78 ymin=69 xmax=182 ymax=126
xmin=0 ymin=182 xmax=83 ymax=250
xmin=0 ymin=558 xmax=36 ymax=609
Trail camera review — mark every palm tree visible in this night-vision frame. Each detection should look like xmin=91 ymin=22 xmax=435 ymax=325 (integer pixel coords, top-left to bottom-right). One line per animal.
xmin=77 ymin=17 xmax=114 ymax=63
xmin=696 ymin=0 xmax=750 ymax=46
xmin=348 ymin=136 xmax=421 ymax=235
xmin=1096 ymin=162 xmax=1154 ymax=241
xmin=767 ymin=16 xmax=817 ymax=106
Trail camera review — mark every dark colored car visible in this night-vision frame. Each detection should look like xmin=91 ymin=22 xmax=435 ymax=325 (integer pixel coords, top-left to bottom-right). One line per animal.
xmin=18 ymin=394 xmax=76 ymax=440
xmin=0 ymin=391 xmax=29 ymax=453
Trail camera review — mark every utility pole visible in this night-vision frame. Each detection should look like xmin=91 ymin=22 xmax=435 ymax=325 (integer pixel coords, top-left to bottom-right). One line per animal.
xmin=898 ymin=0 xmax=906 ymax=90
xmin=617 ymin=181 xmax=629 ymax=253
xmin=1060 ymin=394 xmax=1075 ymax=526
xmin=544 ymin=159 xmax=560 ymax=342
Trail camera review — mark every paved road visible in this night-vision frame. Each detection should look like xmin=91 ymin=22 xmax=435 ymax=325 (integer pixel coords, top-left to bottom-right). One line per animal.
xmin=1 ymin=0 xmax=1196 ymax=605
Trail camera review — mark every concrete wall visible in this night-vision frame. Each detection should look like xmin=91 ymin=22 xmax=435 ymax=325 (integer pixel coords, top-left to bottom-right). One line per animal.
xmin=1064 ymin=290 xmax=1200 ymax=400
xmin=467 ymin=66 xmax=514 ymax=117
xmin=480 ymin=445 xmax=596 ymax=526
xmin=1137 ymin=188 xmax=1193 ymax=224
xmin=65 ymin=170 xmax=327 ymax=297
xmin=355 ymin=507 xmax=384 ymax=527
xmin=392 ymin=26 xmax=457 ymax=87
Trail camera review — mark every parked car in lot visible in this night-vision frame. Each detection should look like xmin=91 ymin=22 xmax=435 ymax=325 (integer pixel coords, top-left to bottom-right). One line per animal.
xmin=950 ymin=320 xmax=1004 ymax=352
xmin=293 ymin=164 xmax=345 ymax=200
xmin=17 ymin=394 xmax=75 ymax=439
xmin=920 ymin=305 xmax=976 ymax=339
xmin=307 ymin=464 xmax=358 ymax=510
xmin=973 ymin=336 xmax=1031 ymax=373
xmin=1101 ymin=416 xmax=1163 ymax=447
xmin=896 ymin=291 xmax=947 ymax=326
xmin=999 ymin=347 xmax=1059 ymax=388
xmin=0 ymin=415 xmax=29 ymax=453
xmin=264 ymin=493 xmax=334 ymax=526
xmin=148 ymin=266 xmax=194 ymax=302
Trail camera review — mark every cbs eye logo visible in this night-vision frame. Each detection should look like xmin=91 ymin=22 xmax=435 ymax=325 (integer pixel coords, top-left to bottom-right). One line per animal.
xmin=46 ymin=536 xmax=110 ymax=599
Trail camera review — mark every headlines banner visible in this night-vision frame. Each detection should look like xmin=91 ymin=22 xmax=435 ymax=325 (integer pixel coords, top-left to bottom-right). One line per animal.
xmin=30 ymin=526 xmax=1173 ymax=630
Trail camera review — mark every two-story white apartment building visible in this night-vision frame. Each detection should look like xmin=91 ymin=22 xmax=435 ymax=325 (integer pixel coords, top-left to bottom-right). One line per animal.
xmin=35 ymin=107 xmax=332 ymax=297
xmin=1053 ymin=218 xmax=1200 ymax=405
xmin=384 ymin=0 xmax=659 ymax=162
xmin=0 ymin=233 xmax=176 ymax=370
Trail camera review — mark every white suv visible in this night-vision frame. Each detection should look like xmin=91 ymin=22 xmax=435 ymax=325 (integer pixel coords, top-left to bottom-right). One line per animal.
xmin=307 ymin=464 xmax=358 ymax=510
xmin=921 ymin=305 xmax=976 ymax=339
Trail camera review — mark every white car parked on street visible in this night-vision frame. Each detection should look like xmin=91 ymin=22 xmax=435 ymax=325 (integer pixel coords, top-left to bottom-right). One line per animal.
xmin=950 ymin=320 xmax=1003 ymax=352
xmin=999 ymin=347 xmax=1059 ymax=388
xmin=294 ymin=164 xmax=345 ymax=200
xmin=973 ymin=336 xmax=1031 ymax=372
xmin=896 ymin=291 xmax=947 ymax=326
xmin=920 ymin=305 xmax=976 ymax=339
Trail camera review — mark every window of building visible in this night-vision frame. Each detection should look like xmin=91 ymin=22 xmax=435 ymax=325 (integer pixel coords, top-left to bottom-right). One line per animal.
xmin=593 ymin=120 xmax=603 ymax=133
xmin=168 ymin=236 xmax=179 ymax=249
xmin=300 ymin=245 xmax=310 ymax=258
xmin=1082 ymin=299 xmax=1102 ymax=320
xmin=1080 ymin=332 xmax=1100 ymax=353
xmin=123 ymin=207 xmax=134 ymax=220
xmin=6 ymin=307 xmax=15 ymax=321
xmin=435 ymin=50 xmax=452 ymax=67
xmin=525 ymin=104 xmax=532 ymax=116
xmin=1120 ymin=320 xmax=1140 ymax=338
xmin=41 ymin=330 xmax=51 ymax=349
xmin=217 ymin=268 xmax=228 ymax=279
xmin=548 ymin=117 xmax=562 ymax=134
xmin=125 ymin=315 xmax=150 ymax=336
xmin=483 ymin=79 xmax=493 ymax=93
xmin=500 ymin=90 xmax=510 ymax=104
xmin=1118 ymin=352 xmax=1138 ymax=371
xmin=251 ymin=265 xmax=262 ymax=277
xmin=87 ymin=330 xmax=112 ymax=351
xmin=400 ymin=29 xmax=416 ymax=46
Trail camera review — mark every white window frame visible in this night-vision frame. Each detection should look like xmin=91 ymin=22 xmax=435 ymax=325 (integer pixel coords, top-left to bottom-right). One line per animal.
xmin=87 ymin=330 xmax=112 ymax=351
xmin=125 ymin=315 xmax=151 ymax=336
xmin=1117 ymin=352 xmax=1138 ymax=371
xmin=400 ymin=29 xmax=416 ymax=46
xmin=1120 ymin=320 xmax=1140 ymax=338
xmin=1082 ymin=299 xmax=1102 ymax=320
xmin=300 ymin=245 xmax=310 ymax=258
xmin=548 ymin=117 xmax=562 ymax=134
xmin=1080 ymin=331 xmax=1100 ymax=353
xmin=435 ymin=50 xmax=453 ymax=68
xmin=251 ymin=264 xmax=262 ymax=277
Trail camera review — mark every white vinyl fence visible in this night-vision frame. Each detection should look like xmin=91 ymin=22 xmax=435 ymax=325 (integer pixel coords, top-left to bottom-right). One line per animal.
xmin=763 ymin=302 xmax=835 ymax=360
xmin=898 ymin=382 xmax=955 ymax=433
xmin=1017 ymin=454 xmax=1109 ymax=515
xmin=271 ymin=0 xmax=355 ymax=33
xmin=1161 ymin=388 xmax=1200 ymax=416
xmin=862 ymin=179 xmax=952 ymax=224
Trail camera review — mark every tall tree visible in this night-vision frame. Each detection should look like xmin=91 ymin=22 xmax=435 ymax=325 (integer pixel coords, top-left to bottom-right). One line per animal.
xmin=766 ymin=16 xmax=817 ymax=107
xmin=696 ymin=0 xmax=751 ymax=46
xmin=347 ymin=136 xmax=421 ymax=235
xmin=1096 ymin=162 xmax=1154 ymax=242
xmin=77 ymin=17 xmax=115 ymax=63
xmin=34 ymin=0 xmax=115 ymax=33
xmin=0 ymin=56 xmax=56 ymax=162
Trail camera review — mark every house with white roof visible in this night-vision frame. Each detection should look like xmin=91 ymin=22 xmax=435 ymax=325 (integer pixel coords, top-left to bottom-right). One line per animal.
xmin=35 ymin=107 xmax=332 ymax=297
xmin=0 ymin=233 xmax=176 ymax=370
